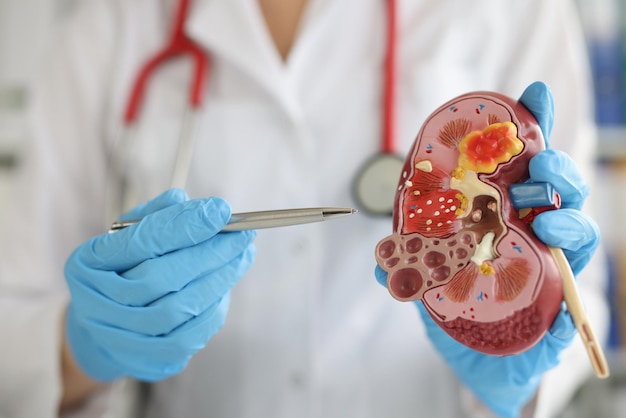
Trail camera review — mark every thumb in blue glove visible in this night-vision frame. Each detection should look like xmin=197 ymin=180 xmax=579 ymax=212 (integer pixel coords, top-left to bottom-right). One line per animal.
xmin=65 ymin=188 xmax=256 ymax=382
xmin=519 ymin=80 xmax=554 ymax=145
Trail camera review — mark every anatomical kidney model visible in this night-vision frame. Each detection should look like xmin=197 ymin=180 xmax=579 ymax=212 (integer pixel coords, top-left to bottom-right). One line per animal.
xmin=375 ymin=91 xmax=608 ymax=372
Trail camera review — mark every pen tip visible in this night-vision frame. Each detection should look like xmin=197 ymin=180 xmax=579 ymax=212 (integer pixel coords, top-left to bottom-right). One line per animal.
xmin=351 ymin=208 xmax=359 ymax=214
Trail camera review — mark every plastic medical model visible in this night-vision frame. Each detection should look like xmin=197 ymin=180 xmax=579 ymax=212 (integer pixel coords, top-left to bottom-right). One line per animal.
xmin=375 ymin=91 xmax=565 ymax=356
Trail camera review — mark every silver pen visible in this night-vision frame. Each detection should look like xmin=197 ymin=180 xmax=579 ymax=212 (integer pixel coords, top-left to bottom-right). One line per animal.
xmin=109 ymin=207 xmax=358 ymax=233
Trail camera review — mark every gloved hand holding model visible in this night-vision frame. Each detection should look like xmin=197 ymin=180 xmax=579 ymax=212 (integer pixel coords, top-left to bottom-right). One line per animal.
xmin=375 ymin=82 xmax=600 ymax=418
xmin=515 ymin=81 xmax=600 ymax=279
xmin=64 ymin=188 xmax=256 ymax=382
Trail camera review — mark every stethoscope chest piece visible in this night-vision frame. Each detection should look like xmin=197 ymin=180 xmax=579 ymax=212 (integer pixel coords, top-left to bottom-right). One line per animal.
xmin=352 ymin=153 xmax=404 ymax=216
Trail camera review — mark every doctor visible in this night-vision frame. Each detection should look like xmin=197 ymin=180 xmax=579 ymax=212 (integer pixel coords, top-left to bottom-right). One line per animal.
xmin=0 ymin=0 xmax=607 ymax=417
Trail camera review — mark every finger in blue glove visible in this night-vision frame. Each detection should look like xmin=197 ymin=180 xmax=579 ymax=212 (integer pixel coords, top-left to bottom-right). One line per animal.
xmin=529 ymin=149 xmax=589 ymax=210
xmin=519 ymin=81 xmax=554 ymax=145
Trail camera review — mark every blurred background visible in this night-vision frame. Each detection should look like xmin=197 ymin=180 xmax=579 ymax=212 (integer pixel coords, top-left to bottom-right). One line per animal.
xmin=0 ymin=0 xmax=78 ymax=203
xmin=0 ymin=0 xmax=625 ymax=416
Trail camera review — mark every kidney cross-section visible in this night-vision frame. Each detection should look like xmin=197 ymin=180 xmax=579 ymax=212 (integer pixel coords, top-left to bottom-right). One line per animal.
xmin=375 ymin=92 xmax=563 ymax=356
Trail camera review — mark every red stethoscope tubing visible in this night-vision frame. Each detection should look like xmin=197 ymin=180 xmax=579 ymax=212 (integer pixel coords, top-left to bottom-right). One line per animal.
xmin=122 ymin=0 xmax=397 ymax=154
xmin=382 ymin=0 xmax=397 ymax=155
xmin=123 ymin=0 xmax=210 ymax=124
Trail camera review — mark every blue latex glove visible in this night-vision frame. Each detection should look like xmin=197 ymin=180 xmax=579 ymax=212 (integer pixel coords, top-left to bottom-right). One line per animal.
xmin=375 ymin=81 xmax=600 ymax=418
xmin=522 ymin=81 xmax=600 ymax=276
xmin=65 ymin=188 xmax=256 ymax=382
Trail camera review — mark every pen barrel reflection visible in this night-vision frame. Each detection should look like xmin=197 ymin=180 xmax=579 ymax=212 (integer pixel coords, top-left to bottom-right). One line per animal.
xmin=223 ymin=208 xmax=354 ymax=231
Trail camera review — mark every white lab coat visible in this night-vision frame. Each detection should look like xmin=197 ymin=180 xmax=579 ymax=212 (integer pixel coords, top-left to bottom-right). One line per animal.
xmin=0 ymin=0 xmax=609 ymax=417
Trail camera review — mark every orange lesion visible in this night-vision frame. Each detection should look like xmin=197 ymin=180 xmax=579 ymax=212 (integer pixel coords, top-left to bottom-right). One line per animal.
xmin=457 ymin=122 xmax=523 ymax=174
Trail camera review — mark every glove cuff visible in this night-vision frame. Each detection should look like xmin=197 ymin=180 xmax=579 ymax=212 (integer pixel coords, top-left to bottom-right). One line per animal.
xmin=469 ymin=376 xmax=541 ymax=418
xmin=65 ymin=305 xmax=126 ymax=382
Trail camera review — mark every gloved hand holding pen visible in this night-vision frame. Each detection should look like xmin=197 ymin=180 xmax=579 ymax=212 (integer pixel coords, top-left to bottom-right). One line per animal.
xmin=375 ymin=82 xmax=601 ymax=418
xmin=64 ymin=188 xmax=256 ymax=382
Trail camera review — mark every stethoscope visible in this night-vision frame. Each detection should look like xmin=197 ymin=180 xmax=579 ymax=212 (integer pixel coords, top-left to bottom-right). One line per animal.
xmin=107 ymin=0 xmax=403 ymax=223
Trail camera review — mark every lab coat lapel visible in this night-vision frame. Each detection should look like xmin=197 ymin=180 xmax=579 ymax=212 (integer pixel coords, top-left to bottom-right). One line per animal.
xmin=185 ymin=0 xmax=299 ymax=117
